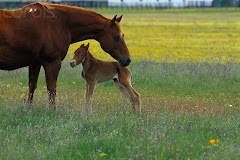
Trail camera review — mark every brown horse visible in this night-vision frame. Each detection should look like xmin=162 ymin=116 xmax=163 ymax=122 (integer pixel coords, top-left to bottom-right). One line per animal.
xmin=70 ymin=43 xmax=140 ymax=112
xmin=0 ymin=2 xmax=131 ymax=109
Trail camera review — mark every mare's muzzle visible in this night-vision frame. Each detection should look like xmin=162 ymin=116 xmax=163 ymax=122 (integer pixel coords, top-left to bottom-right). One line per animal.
xmin=119 ymin=56 xmax=131 ymax=67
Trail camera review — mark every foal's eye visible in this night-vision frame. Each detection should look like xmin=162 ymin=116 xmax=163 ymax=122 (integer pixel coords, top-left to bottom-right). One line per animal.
xmin=113 ymin=36 xmax=120 ymax=41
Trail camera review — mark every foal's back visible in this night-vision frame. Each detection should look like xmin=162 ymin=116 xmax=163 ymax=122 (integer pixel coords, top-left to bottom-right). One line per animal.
xmin=93 ymin=60 xmax=119 ymax=83
xmin=94 ymin=58 xmax=131 ymax=83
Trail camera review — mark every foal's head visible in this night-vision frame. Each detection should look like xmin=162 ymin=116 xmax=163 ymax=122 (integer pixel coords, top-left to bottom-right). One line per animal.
xmin=70 ymin=43 xmax=89 ymax=68
xmin=97 ymin=15 xmax=131 ymax=67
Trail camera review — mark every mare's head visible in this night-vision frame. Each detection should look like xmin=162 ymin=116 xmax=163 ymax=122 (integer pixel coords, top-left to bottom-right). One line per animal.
xmin=70 ymin=43 xmax=89 ymax=68
xmin=98 ymin=15 xmax=131 ymax=67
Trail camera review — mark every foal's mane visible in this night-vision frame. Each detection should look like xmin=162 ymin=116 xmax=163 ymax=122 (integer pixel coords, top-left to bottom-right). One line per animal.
xmin=87 ymin=50 xmax=96 ymax=60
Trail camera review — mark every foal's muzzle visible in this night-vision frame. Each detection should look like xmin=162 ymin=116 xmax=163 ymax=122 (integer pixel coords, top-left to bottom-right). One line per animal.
xmin=70 ymin=60 xmax=76 ymax=68
xmin=119 ymin=56 xmax=131 ymax=67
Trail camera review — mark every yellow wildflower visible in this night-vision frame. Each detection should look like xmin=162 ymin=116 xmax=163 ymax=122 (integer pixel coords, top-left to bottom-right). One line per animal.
xmin=217 ymin=139 xmax=219 ymax=143
xmin=209 ymin=139 xmax=215 ymax=144
xmin=100 ymin=89 xmax=102 ymax=93
xmin=73 ymin=82 xmax=76 ymax=84
xmin=153 ymin=111 xmax=156 ymax=115
xmin=20 ymin=83 xmax=22 ymax=85
xmin=178 ymin=72 xmax=182 ymax=76
xmin=195 ymin=105 xmax=198 ymax=108
xmin=100 ymin=152 xmax=108 ymax=157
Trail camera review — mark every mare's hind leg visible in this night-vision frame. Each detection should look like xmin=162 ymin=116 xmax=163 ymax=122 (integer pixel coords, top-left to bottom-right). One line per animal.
xmin=27 ymin=63 xmax=41 ymax=105
xmin=43 ymin=59 xmax=61 ymax=110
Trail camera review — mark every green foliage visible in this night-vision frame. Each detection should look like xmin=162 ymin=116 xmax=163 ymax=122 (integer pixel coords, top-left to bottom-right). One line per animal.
xmin=1 ymin=61 xmax=239 ymax=159
xmin=0 ymin=106 xmax=240 ymax=159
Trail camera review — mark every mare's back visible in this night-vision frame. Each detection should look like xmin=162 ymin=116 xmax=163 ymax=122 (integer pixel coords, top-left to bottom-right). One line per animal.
xmin=0 ymin=3 xmax=62 ymax=52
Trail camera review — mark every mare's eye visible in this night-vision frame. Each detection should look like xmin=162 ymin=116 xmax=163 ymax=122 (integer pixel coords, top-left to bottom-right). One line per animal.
xmin=114 ymin=36 xmax=120 ymax=41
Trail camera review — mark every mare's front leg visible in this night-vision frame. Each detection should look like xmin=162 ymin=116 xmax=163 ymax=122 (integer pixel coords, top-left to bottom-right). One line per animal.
xmin=86 ymin=81 xmax=96 ymax=113
xmin=27 ymin=63 xmax=41 ymax=105
xmin=43 ymin=59 xmax=61 ymax=110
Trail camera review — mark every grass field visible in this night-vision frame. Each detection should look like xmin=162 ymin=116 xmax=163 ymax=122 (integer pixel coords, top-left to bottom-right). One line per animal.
xmin=1 ymin=8 xmax=240 ymax=160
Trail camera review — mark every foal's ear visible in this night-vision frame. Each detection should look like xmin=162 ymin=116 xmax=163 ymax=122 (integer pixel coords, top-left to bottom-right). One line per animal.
xmin=116 ymin=15 xmax=123 ymax=23
xmin=86 ymin=43 xmax=90 ymax=50
xmin=80 ymin=44 xmax=84 ymax=47
xmin=110 ymin=15 xmax=117 ymax=26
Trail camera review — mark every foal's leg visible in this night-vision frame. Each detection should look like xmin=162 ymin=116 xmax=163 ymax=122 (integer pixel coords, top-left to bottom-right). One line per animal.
xmin=43 ymin=59 xmax=61 ymax=110
xmin=114 ymin=79 xmax=141 ymax=112
xmin=128 ymin=87 xmax=141 ymax=112
xmin=124 ymin=85 xmax=141 ymax=112
xmin=114 ymin=79 xmax=132 ymax=110
xmin=86 ymin=81 xmax=95 ymax=113
xmin=118 ymin=76 xmax=141 ymax=112
xmin=27 ymin=63 xmax=41 ymax=105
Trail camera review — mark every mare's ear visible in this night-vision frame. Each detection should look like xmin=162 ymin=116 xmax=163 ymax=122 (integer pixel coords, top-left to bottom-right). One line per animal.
xmin=110 ymin=15 xmax=117 ymax=26
xmin=116 ymin=15 xmax=123 ymax=23
xmin=86 ymin=43 xmax=90 ymax=50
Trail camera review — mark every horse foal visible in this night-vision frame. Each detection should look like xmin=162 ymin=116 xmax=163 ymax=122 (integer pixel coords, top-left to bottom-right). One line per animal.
xmin=70 ymin=43 xmax=141 ymax=112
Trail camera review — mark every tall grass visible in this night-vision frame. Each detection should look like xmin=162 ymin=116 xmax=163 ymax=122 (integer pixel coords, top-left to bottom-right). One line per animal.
xmin=1 ymin=100 xmax=240 ymax=159
xmin=1 ymin=61 xmax=239 ymax=114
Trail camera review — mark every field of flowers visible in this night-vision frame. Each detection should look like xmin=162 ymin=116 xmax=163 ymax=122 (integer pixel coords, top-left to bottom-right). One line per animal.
xmin=0 ymin=7 xmax=240 ymax=160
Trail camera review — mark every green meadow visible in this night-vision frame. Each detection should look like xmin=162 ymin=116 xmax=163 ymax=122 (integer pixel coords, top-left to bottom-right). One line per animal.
xmin=0 ymin=8 xmax=240 ymax=160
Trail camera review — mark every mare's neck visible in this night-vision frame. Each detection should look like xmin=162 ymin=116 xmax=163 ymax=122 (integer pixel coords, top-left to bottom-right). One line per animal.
xmin=53 ymin=5 xmax=109 ymax=43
